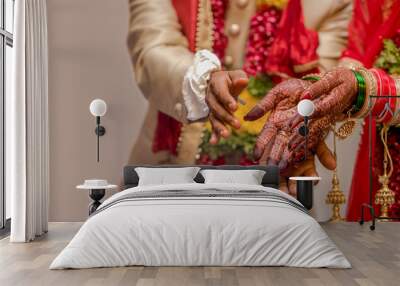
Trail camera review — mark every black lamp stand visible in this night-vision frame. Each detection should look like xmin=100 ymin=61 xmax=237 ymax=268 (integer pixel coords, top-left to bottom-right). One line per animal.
xmin=295 ymin=116 xmax=314 ymax=210
xmin=296 ymin=180 xmax=314 ymax=210
xmin=298 ymin=116 xmax=309 ymax=160
xmin=95 ymin=116 xmax=106 ymax=162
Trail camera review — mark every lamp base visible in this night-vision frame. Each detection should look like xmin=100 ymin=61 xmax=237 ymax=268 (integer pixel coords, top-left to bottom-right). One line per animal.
xmin=89 ymin=189 xmax=105 ymax=215
xmin=95 ymin=125 xmax=106 ymax=136
xmin=296 ymin=180 xmax=313 ymax=210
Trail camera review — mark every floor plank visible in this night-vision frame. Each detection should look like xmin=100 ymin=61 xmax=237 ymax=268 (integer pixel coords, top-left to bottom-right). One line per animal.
xmin=0 ymin=222 xmax=399 ymax=286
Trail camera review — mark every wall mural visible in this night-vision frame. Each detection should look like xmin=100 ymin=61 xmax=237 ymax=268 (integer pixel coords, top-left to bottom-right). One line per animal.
xmin=127 ymin=0 xmax=400 ymax=221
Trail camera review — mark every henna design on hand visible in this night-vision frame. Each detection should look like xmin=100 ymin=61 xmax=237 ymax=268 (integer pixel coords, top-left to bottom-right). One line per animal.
xmin=288 ymin=115 xmax=335 ymax=161
xmin=290 ymin=67 xmax=358 ymax=127
xmin=245 ymin=79 xmax=312 ymax=163
xmin=245 ymin=68 xmax=353 ymax=172
xmin=244 ymin=79 xmax=311 ymax=121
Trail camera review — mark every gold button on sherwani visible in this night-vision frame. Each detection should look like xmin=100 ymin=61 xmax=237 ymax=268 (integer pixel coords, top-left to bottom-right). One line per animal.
xmin=228 ymin=24 xmax=241 ymax=37
xmin=224 ymin=55 xmax=233 ymax=66
xmin=236 ymin=0 xmax=249 ymax=9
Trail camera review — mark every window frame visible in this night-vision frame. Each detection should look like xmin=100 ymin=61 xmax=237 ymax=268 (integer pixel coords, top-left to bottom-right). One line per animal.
xmin=0 ymin=0 xmax=14 ymax=232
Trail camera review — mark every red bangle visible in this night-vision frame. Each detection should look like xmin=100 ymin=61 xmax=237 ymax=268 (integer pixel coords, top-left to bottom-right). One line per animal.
xmin=370 ymin=69 xmax=389 ymax=116
xmin=382 ymin=76 xmax=398 ymax=123
xmin=376 ymin=70 xmax=391 ymax=121
xmin=370 ymin=69 xmax=381 ymax=115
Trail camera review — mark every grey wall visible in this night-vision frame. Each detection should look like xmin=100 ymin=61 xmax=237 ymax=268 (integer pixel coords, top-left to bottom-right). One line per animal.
xmin=48 ymin=0 xmax=147 ymax=221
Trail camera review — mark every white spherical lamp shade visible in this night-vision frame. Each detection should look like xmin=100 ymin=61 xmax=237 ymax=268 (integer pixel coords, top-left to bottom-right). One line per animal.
xmin=89 ymin=99 xmax=107 ymax=117
xmin=297 ymin=99 xmax=315 ymax=117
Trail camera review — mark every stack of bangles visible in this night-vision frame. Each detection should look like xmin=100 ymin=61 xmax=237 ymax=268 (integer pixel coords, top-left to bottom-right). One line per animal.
xmin=302 ymin=68 xmax=400 ymax=125
xmin=351 ymin=68 xmax=399 ymax=125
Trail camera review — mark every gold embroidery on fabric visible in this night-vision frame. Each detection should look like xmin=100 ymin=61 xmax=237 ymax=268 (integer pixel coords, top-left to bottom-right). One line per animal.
xmin=293 ymin=60 xmax=319 ymax=74
xmin=175 ymin=0 xmax=212 ymax=163
xmin=196 ymin=0 xmax=214 ymax=50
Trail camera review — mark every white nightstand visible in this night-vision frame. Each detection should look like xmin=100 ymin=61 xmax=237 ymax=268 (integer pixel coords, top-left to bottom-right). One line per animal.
xmin=77 ymin=180 xmax=117 ymax=215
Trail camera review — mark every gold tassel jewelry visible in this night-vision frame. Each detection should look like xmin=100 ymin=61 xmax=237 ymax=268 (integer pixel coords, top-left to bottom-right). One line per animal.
xmin=375 ymin=124 xmax=396 ymax=219
xmin=326 ymin=124 xmax=346 ymax=222
xmin=333 ymin=110 xmax=357 ymax=140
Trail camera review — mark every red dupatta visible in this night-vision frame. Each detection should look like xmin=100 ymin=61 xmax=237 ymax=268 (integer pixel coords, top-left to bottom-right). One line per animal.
xmin=265 ymin=0 xmax=319 ymax=77
xmin=345 ymin=0 xmax=400 ymax=221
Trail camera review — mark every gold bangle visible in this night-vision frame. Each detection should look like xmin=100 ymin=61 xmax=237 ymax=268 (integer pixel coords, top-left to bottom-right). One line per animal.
xmin=388 ymin=77 xmax=400 ymax=125
xmin=302 ymin=73 xmax=322 ymax=78
xmin=339 ymin=57 xmax=364 ymax=70
xmin=394 ymin=78 xmax=400 ymax=96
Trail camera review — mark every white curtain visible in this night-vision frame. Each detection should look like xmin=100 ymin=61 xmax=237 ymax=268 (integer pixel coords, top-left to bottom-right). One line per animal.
xmin=9 ymin=0 xmax=49 ymax=242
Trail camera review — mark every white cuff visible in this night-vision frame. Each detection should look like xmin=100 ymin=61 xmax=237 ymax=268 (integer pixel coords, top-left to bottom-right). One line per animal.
xmin=183 ymin=50 xmax=221 ymax=121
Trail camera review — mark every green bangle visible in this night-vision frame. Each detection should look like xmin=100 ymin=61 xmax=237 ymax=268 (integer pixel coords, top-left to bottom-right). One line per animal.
xmin=351 ymin=70 xmax=366 ymax=112
xmin=302 ymin=75 xmax=321 ymax=82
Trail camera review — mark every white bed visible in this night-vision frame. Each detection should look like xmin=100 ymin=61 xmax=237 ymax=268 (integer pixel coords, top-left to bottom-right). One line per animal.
xmin=50 ymin=183 xmax=350 ymax=269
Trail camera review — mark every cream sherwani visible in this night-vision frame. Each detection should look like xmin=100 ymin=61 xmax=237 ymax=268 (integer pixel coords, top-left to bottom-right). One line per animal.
xmin=127 ymin=0 xmax=356 ymax=221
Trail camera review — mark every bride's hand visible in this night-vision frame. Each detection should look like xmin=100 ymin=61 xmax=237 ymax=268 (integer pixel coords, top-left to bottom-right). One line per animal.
xmin=244 ymin=78 xmax=311 ymax=165
xmin=284 ymin=67 xmax=358 ymax=166
xmin=290 ymin=67 xmax=358 ymax=127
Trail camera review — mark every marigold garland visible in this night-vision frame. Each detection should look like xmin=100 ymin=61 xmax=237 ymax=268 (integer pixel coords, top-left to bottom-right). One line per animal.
xmin=256 ymin=0 xmax=288 ymax=10
xmin=234 ymin=89 xmax=270 ymax=135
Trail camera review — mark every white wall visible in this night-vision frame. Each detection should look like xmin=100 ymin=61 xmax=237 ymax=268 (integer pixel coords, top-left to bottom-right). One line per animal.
xmin=312 ymin=126 xmax=362 ymax=221
xmin=48 ymin=0 xmax=147 ymax=221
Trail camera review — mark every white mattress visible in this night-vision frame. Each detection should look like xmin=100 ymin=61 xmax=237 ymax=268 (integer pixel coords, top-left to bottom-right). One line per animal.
xmin=50 ymin=183 xmax=350 ymax=269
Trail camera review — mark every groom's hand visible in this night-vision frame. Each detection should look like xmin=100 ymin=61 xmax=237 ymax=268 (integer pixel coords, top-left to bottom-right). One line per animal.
xmin=206 ymin=70 xmax=248 ymax=144
xmin=285 ymin=141 xmax=336 ymax=196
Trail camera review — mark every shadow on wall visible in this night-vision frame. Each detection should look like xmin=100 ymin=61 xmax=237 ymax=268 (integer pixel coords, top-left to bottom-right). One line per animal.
xmin=48 ymin=0 xmax=147 ymax=222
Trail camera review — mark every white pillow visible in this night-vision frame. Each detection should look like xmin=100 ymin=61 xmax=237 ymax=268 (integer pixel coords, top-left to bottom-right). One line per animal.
xmin=135 ymin=167 xmax=200 ymax=186
xmin=200 ymin=169 xmax=266 ymax=185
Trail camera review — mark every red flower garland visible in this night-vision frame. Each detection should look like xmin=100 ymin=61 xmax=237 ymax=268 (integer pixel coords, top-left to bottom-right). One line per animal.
xmin=210 ymin=1 xmax=281 ymax=74
xmin=388 ymin=130 xmax=400 ymax=218
xmin=243 ymin=6 xmax=281 ymax=76
xmin=211 ymin=0 xmax=228 ymax=61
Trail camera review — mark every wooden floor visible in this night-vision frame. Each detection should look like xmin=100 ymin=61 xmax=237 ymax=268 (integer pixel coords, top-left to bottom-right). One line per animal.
xmin=0 ymin=222 xmax=399 ymax=286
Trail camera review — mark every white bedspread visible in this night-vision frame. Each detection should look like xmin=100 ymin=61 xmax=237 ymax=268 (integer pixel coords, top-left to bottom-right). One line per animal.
xmin=50 ymin=183 xmax=350 ymax=269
